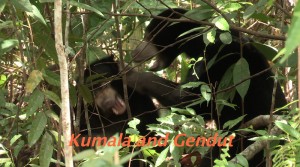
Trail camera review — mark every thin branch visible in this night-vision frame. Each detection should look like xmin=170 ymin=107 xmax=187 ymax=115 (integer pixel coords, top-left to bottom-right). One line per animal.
xmin=275 ymin=2 xmax=292 ymax=18
xmin=230 ymin=124 xmax=283 ymax=163
xmin=137 ymin=1 xmax=286 ymax=41
xmin=112 ymin=3 xmax=132 ymax=119
xmin=239 ymin=115 xmax=283 ymax=133
xmin=54 ymin=0 xmax=73 ymax=166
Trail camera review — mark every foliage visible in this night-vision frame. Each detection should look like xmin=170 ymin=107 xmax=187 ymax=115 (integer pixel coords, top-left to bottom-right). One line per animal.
xmin=272 ymin=108 xmax=300 ymax=167
xmin=0 ymin=0 xmax=299 ymax=167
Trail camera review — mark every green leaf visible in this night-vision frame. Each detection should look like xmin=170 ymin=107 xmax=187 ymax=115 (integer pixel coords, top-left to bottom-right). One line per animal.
xmin=45 ymin=109 xmax=59 ymax=123
xmin=126 ymin=128 xmax=139 ymax=135
xmin=280 ymin=1 xmax=300 ymax=63
xmin=216 ymin=65 xmax=235 ymax=114
xmin=78 ymin=84 xmax=93 ymax=103
xmin=128 ymin=118 xmax=140 ymax=130
xmin=224 ymin=3 xmax=242 ymax=12
xmin=28 ymin=112 xmax=47 ymax=146
xmin=0 ymin=158 xmax=11 ymax=163
xmin=5 ymin=103 xmax=18 ymax=113
xmin=203 ymin=28 xmax=216 ymax=45
xmin=0 ymin=39 xmax=19 ymax=56
xmin=39 ymin=132 xmax=53 ymax=167
xmin=155 ymin=146 xmax=169 ymax=167
xmin=87 ymin=46 xmax=108 ymax=64
xmin=178 ymin=27 xmax=206 ymax=38
xmin=0 ymin=75 xmax=7 ymax=86
xmin=181 ymin=82 xmax=204 ymax=89
xmin=32 ymin=25 xmax=58 ymax=62
xmin=119 ymin=150 xmax=140 ymax=165
xmin=25 ymin=70 xmax=43 ymax=94
xmin=39 ymin=0 xmax=53 ymax=2
xmin=223 ymin=115 xmax=246 ymax=129
xmin=0 ymin=21 xmax=13 ymax=30
xmin=214 ymin=17 xmax=229 ymax=31
xmin=26 ymin=5 xmax=47 ymax=25
xmin=44 ymin=90 xmax=61 ymax=108
xmin=171 ymin=107 xmax=196 ymax=116
xmin=243 ymin=5 xmax=256 ymax=19
xmin=0 ymin=90 xmax=5 ymax=107
xmin=251 ymin=13 xmax=272 ymax=23
xmin=73 ymin=149 xmax=96 ymax=161
xmin=219 ymin=32 xmax=232 ymax=44
xmin=185 ymin=7 xmax=214 ymax=21
xmin=156 ymin=113 xmax=187 ymax=126
xmin=170 ymin=139 xmax=183 ymax=164
xmin=87 ymin=19 xmax=115 ymax=40
xmin=43 ymin=70 xmax=60 ymax=87
xmin=10 ymin=134 xmax=22 ymax=145
xmin=233 ymin=58 xmax=250 ymax=99
xmin=69 ymin=84 xmax=77 ymax=107
xmin=13 ymin=140 xmax=24 ymax=158
xmin=70 ymin=0 xmax=104 ymax=18
xmin=275 ymin=121 xmax=300 ymax=139
xmin=11 ymin=0 xmax=33 ymax=12
xmin=25 ymin=89 xmax=44 ymax=116
xmin=200 ymin=84 xmax=211 ymax=102
xmin=0 ymin=0 xmax=7 ymax=13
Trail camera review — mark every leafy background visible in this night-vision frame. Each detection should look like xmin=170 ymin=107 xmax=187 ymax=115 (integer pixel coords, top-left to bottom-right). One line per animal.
xmin=0 ymin=0 xmax=299 ymax=167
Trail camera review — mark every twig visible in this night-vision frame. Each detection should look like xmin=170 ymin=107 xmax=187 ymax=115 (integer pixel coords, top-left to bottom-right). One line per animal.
xmin=275 ymin=2 xmax=292 ymax=18
xmin=54 ymin=0 xmax=73 ymax=166
xmin=112 ymin=3 xmax=132 ymax=119
xmin=137 ymin=1 xmax=286 ymax=41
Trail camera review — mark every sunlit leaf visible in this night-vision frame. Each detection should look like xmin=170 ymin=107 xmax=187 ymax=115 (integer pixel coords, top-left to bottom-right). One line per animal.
xmin=128 ymin=118 xmax=140 ymax=130
xmin=0 ymin=0 xmax=8 ymax=13
xmin=280 ymin=1 xmax=300 ymax=63
xmin=214 ymin=17 xmax=229 ymax=31
xmin=203 ymin=28 xmax=216 ymax=45
xmin=26 ymin=5 xmax=47 ymax=25
xmin=70 ymin=0 xmax=104 ymax=18
xmin=0 ymin=39 xmax=18 ymax=56
xmin=11 ymin=0 xmax=33 ymax=12
xmin=25 ymin=70 xmax=43 ymax=94
xmin=275 ymin=121 xmax=300 ymax=139
xmin=155 ymin=146 xmax=169 ymax=167
xmin=224 ymin=3 xmax=242 ymax=12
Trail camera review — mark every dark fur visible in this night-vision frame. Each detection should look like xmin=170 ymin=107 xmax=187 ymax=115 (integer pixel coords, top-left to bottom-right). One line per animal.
xmin=130 ymin=8 xmax=287 ymax=166
xmin=81 ymin=56 xmax=158 ymax=138
xmin=73 ymin=56 xmax=159 ymax=167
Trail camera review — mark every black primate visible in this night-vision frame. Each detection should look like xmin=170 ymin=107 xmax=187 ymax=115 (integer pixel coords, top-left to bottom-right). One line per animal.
xmin=129 ymin=8 xmax=287 ymax=166
xmin=78 ymin=56 xmax=159 ymax=167
xmin=82 ymin=56 xmax=158 ymax=138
